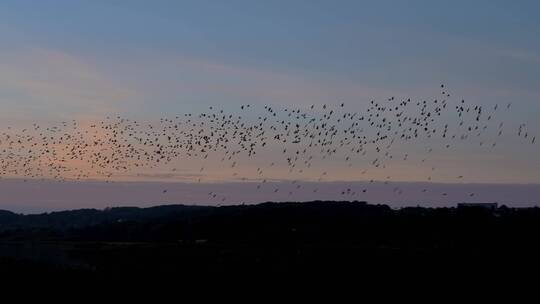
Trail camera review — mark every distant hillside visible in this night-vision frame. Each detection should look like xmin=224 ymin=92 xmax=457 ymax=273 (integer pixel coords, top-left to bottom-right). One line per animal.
xmin=1 ymin=200 xmax=539 ymax=241
xmin=1 ymin=200 xmax=540 ymax=281
xmin=0 ymin=204 xmax=210 ymax=230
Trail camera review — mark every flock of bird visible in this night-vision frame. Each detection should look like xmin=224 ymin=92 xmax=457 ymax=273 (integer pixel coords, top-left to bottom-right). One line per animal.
xmin=0 ymin=85 xmax=535 ymax=202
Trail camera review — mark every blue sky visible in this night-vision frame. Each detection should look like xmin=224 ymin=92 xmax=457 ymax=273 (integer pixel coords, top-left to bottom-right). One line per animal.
xmin=0 ymin=1 xmax=539 ymax=211
xmin=1 ymin=1 xmax=539 ymax=118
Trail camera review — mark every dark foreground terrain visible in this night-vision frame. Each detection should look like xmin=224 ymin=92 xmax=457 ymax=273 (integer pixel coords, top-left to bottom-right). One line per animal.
xmin=0 ymin=201 xmax=539 ymax=284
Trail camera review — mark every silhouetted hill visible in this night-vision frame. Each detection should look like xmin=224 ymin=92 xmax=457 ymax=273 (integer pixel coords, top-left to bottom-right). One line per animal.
xmin=0 ymin=210 xmax=19 ymax=223
xmin=1 ymin=200 xmax=540 ymax=282
xmin=0 ymin=204 xmax=210 ymax=230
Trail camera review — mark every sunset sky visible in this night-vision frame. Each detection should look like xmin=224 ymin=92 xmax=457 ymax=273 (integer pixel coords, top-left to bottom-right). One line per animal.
xmin=0 ymin=1 xmax=539 ymax=212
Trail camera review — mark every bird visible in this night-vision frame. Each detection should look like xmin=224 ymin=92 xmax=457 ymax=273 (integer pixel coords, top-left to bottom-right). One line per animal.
xmin=0 ymin=84 xmax=534 ymax=207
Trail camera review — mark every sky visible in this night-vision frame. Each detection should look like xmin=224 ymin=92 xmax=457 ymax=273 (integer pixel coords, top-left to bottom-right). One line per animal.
xmin=0 ymin=1 xmax=539 ymax=212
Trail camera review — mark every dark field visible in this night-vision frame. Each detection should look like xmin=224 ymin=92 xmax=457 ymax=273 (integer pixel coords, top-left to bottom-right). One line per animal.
xmin=1 ymin=201 xmax=539 ymax=283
